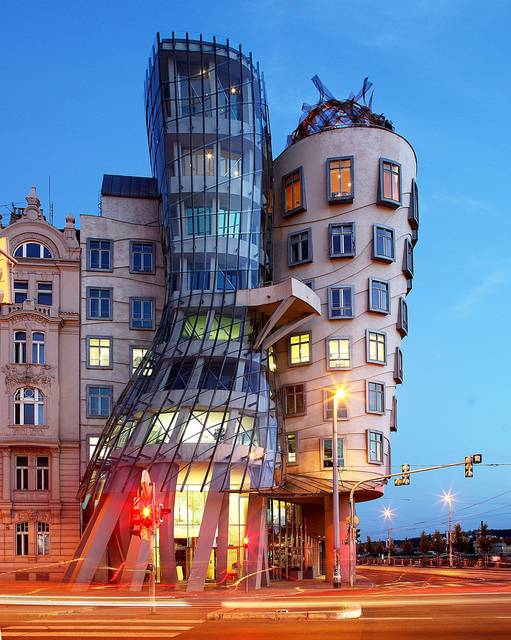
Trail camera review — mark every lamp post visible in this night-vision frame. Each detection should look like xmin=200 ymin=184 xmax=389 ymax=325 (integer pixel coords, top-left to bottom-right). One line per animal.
xmin=331 ymin=388 xmax=345 ymax=589
xmin=442 ymin=491 xmax=454 ymax=568
xmin=382 ymin=507 xmax=394 ymax=565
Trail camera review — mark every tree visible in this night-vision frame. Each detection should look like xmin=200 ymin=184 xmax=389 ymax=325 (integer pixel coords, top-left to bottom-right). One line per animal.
xmin=419 ymin=530 xmax=431 ymax=554
xmin=477 ymin=521 xmax=493 ymax=564
xmin=375 ymin=540 xmax=386 ymax=556
xmin=365 ymin=535 xmax=375 ymax=556
xmin=452 ymin=523 xmax=465 ymax=554
xmin=402 ymin=538 xmax=413 ymax=556
xmin=431 ymin=530 xmax=446 ymax=555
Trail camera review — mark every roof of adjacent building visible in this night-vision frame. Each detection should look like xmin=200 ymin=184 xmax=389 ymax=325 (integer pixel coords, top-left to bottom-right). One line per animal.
xmin=101 ymin=174 xmax=159 ymax=199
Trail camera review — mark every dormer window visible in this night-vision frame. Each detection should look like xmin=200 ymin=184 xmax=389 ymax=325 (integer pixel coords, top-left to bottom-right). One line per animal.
xmin=14 ymin=242 xmax=52 ymax=259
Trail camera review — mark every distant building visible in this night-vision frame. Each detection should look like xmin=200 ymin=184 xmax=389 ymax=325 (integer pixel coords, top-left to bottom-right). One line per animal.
xmin=0 ymin=188 xmax=80 ymax=579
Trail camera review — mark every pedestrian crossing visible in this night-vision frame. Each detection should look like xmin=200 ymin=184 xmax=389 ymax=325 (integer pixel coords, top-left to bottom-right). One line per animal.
xmin=0 ymin=616 xmax=206 ymax=638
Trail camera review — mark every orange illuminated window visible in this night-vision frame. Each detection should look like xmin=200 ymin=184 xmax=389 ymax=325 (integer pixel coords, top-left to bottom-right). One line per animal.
xmin=380 ymin=159 xmax=401 ymax=206
xmin=328 ymin=157 xmax=353 ymax=201
xmin=283 ymin=170 xmax=303 ymax=214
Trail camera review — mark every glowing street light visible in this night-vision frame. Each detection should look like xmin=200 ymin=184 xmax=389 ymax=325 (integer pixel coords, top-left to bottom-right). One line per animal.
xmin=441 ymin=491 xmax=455 ymax=568
xmin=331 ymin=387 xmax=347 ymax=588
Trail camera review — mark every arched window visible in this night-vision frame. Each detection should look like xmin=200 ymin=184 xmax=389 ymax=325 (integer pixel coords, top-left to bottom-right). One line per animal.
xmin=14 ymin=242 xmax=52 ymax=259
xmin=14 ymin=331 xmax=27 ymax=363
xmin=14 ymin=388 xmax=44 ymax=425
xmin=32 ymin=332 xmax=45 ymax=364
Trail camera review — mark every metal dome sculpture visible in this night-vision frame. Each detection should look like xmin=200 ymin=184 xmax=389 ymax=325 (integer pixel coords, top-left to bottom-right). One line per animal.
xmin=287 ymin=75 xmax=394 ymax=146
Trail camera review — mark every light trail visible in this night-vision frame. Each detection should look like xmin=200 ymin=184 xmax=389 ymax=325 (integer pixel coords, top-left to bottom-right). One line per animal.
xmin=0 ymin=595 xmax=191 ymax=608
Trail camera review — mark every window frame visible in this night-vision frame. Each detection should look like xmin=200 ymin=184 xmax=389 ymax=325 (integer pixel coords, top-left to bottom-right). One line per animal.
xmin=14 ymin=387 xmax=45 ymax=426
xmin=327 ymin=155 xmax=354 ymax=204
xmin=15 ymin=521 xmax=29 ymax=556
xmin=403 ymin=238 xmax=414 ymax=278
xmin=391 ymin=396 xmax=398 ymax=432
xmin=368 ymin=277 xmax=391 ymax=315
xmin=282 ymin=166 xmax=306 ymax=217
xmin=321 ymin=437 xmax=345 ymax=468
xmin=13 ymin=280 xmax=29 ymax=304
xmin=409 ymin=178 xmax=419 ymax=230
xmin=329 ymin=222 xmax=356 ymax=258
xmin=15 ymin=455 xmax=29 ymax=490
xmin=86 ymin=384 xmax=114 ymax=418
xmin=14 ymin=242 xmax=52 ymax=259
xmin=36 ymin=521 xmax=50 ymax=556
xmin=287 ymin=228 xmax=313 ymax=267
xmin=14 ymin=331 xmax=27 ymax=364
xmin=394 ymin=346 xmax=403 ymax=383
xmin=31 ymin=331 xmax=45 ymax=365
xmin=129 ymin=297 xmax=156 ymax=331
xmin=285 ymin=431 xmax=299 ymax=466
xmin=328 ymin=285 xmax=355 ymax=319
xmin=366 ymin=329 xmax=387 ymax=365
xmin=36 ymin=281 xmax=53 ymax=306
xmin=397 ymin=297 xmax=408 ymax=336
xmin=86 ymin=336 xmax=113 ymax=370
xmin=130 ymin=346 xmax=149 ymax=374
xmin=378 ymin=157 xmax=402 ymax=208
xmin=323 ymin=389 xmax=349 ymax=421
xmin=283 ymin=383 xmax=306 ymax=417
xmin=36 ymin=456 xmax=49 ymax=491
xmin=366 ymin=380 xmax=385 ymax=415
xmin=86 ymin=287 xmax=113 ymax=321
xmin=86 ymin=238 xmax=113 ymax=272
xmin=129 ymin=240 xmax=156 ymax=275
xmin=373 ymin=224 xmax=396 ymax=263
xmin=288 ymin=331 xmax=312 ymax=367
xmin=367 ymin=429 xmax=384 ymax=465
xmin=326 ymin=335 xmax=352 ymax=370
xmin=88 ymin=435 xmax=101 ymax=461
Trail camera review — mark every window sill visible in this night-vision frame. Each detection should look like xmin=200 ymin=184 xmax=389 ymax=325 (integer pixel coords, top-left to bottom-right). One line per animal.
xmin=377 ymin=198 xmax=401 ymax=209
xmin=367 ymin=359 xmax=386 ymax=366
xmin=373 ymin=254 xmax=395 ymax=264
xmin=8 ymin=424 xmax=48 ymax=430
xmin=288 ymin=259 xmax=312 ymax=268
xmin=368 ymin=307 xmax=390 ymax=315
xmin=282 ymin=205 xmax=306 ymax=218
xmin=328 ymin=196 xmax=353 ymax=205
xmin=329 ymin=252 xmax=355 ymax=259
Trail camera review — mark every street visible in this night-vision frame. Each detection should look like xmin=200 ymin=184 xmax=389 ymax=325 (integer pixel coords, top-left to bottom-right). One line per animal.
xmin=0 ymin=567 xmax=509 ymax=639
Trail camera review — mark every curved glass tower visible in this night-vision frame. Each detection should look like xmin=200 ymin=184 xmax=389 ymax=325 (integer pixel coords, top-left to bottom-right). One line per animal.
xmin=80 ymin=35 xmax=278 ymax=511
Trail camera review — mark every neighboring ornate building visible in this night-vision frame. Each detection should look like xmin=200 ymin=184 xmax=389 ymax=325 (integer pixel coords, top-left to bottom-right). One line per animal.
xmin=0 ymin=187 xmax=81 ymax=579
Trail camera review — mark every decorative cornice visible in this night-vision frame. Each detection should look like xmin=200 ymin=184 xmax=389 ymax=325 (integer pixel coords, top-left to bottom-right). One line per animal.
xmin=2 ymin=363 xmax=55 ymax=391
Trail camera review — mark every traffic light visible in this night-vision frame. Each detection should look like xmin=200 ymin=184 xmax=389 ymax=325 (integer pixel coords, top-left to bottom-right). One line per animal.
xmin=473 ymin=453 xmax=483 ymax=465
xmin=394 ymin=463 xmax=411 ymax=486
xmin=465 ymin=455 xmax=473 ymax=478
xmin=130 ymin=496 xmax=142 ymax=537
xmin=140 ymin=501 xmax=153 ymax=530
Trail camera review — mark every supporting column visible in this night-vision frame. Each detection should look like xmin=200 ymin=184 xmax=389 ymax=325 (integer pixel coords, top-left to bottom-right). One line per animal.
xmin=324 ymin=493 xmax=352 ymax=585
xmin=159 ymin=465 xmax=179 ymax=587
xmin=215 ymin=492 xmax=230 ymax=586
xmin=120 ymin=535 xmax=151 ymax=591
xmin=186 ymin=464 xmax=227 ymax=593
xmin=245 ymin=494 xmax=269 ymax=590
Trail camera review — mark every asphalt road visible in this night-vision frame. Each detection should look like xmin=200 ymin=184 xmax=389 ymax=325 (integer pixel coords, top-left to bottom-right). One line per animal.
xmin=0 ymin=567 xmax=509 ymax=639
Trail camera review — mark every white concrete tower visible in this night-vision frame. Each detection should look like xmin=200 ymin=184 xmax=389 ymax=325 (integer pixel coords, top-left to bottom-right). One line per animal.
xmin=272 ymin=80 xmax=418 ymax=582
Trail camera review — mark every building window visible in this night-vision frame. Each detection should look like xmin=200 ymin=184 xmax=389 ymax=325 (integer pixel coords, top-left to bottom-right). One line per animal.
xmin=378 ymin=158 xmax=401 ymax=208
xmin=323 ymin=390 xmax=348 ymax=421
xmin=397 ymin=297 xmax=408 ymax=336
xmin=288 ymin=229 xmax=312 ymax=266
xmin=87 ymin=336 xmax=112 ymax=368
xmin=36 ymin=522 xmax=50 ymax=556
xmin=87 ymin=239 xmax=112 ymax=271
xmin=184 ymin=208 xmax=212 ymax=236
xmin=373 ymin=225 xmax=395 ymax=262
xmin=37 ymin=282 xmax=52 ymax=306
xmin=289 ymin=333 xmax=311 ymax=366
xmin=87 ymin=288 xmax=112 ymax=320
xmin=15 ymin=456 xmax=29 ymax=490
xmin=409 ymin=178 xmax=419 ymax=230
xmin=328 ymin=286 xmax=354 ymax=319
xmin=369 ymin=278 xmax=390 ymax=314
xmin=283 ymin=168 xmax=305 ymax=216
xmin=403 ymin=239 xmax=414 ymax=278
xmin=131 ymin=347 xmax=148 ymax=373
xmin=283 ymin=384 xmax=306 ymax=416
xmin=367 ymin=381 xmax=385 ymax=415
xmin=218 ymin=209 xmax=241 ymax=237
xmin=13 ymin=280 xmax=28 ymax=304
xmin=32 ymin=332 xmax=45 ymax=364
xmin=15 ymin=522 xmax=29 ymax=556
xmin=199 ymin=360 xmax=237 ymax=391
xmin=366 ymin=330 xmax=386 ymax=364
xmin=87 ymin=386 xmax=113 ymax=417
xmin=329 ymin=223 xmax=355 ymax=258
xmin=14 ymin=242 xmax=52 ymax=259
xmin=130 ymin=298 xmax=155 ymax=330
xmin=394 ymin=347 xmax=403 ymax=383
xmin=326 ymin=336 xmax=351 ymax=370
xmin=14 ymin=388 xmax=44 ymax=425
xmin=368 ymin=430 xmax=384 ymax=464
xmin=88 ymin=436 xmax=100 ymax=461
xmin=322 ymin=437 xmax=344 ymax=468
xmin=187 ymin=257 xmax=211 ymax=291
xmin=14 ymin=331 xmax=27 ymax=363
xmin=391 ymin=396 xmax=398 ymax=432
xmin=130 ymin=242 xmax=155 ymax=273
xmin=286 ymin=432 xmax=298 ymax=465
xmin=302 ymin=278 xmax=314 ymax=290
xmin=36 ymin=456 xmax=49 ymax=491
xmin=327 ymin=156 xmax=354 ymax=203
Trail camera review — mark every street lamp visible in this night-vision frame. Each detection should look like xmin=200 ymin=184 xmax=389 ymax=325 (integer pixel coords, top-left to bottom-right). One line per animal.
xmin=442 ymin=491 xmax=455 ymax=568
xmin=331 ymin=388 xmax=346 ymax=589
xmin=382 ymin=506 xmax=395 ymax=565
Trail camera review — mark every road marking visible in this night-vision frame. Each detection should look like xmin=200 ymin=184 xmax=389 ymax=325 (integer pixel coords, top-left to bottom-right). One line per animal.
xmin=1 ymin=633 xmax=181 ymax=638
xmin=363 ymin=617 xmax=435 ymax=620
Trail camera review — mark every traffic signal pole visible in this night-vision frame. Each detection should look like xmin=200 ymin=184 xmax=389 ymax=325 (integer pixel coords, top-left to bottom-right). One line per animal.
xmin=348 ymin=455 xmax=482 ymax=587
xmin=149 ymin=481 xmax=156 ymax=615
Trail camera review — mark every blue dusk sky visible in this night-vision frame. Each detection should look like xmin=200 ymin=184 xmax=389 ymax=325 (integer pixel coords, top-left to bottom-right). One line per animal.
xmin=1 ymin=1 xmax=510 ymax=541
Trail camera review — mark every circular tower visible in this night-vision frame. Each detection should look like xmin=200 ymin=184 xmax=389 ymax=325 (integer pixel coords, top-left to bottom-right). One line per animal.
xmin=272 ymin=79 xmax=418 ymax=581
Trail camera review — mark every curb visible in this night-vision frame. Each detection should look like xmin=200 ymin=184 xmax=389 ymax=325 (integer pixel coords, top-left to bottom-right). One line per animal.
xmin=207 ymin=605 xmax=362 ymax=621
